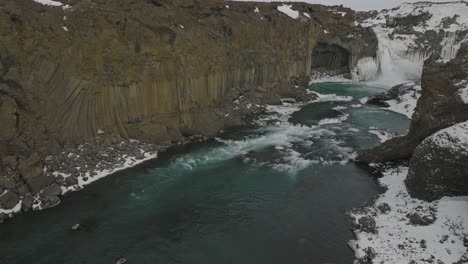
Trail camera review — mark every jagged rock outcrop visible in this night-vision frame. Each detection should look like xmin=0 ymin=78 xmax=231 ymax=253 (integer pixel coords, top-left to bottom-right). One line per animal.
xmin=366 ymin=82 xmax=420 ymax=108
xmin=357 ymin=43 xmax=468 ymax=164
xmin=405 ymin=121 xmax=468 ymax=201
xmin=0 ymin=0 xmax=377 ymax=214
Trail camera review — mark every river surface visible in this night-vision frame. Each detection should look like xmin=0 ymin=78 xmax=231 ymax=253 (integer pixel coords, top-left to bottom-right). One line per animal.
xmin=0 ymin=82 xmax=410 ymax=264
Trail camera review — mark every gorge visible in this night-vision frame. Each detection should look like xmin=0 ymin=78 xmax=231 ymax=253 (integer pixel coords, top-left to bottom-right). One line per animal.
xmin=1 ymin=0 xmax=468 ymax=263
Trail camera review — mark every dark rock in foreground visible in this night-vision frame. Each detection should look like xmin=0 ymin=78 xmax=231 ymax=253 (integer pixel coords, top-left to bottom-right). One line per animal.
xmin=406 ymin=121 xmax=468 ymax=201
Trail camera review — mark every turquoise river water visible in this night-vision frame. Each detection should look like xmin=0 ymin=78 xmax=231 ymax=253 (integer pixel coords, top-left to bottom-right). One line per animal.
xmin=0 ymin=82 xmax=410 ymax=264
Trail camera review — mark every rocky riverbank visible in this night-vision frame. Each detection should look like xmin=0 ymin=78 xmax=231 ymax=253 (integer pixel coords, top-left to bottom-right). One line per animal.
xmin=0 ymin=79 xmax=317 ymax=222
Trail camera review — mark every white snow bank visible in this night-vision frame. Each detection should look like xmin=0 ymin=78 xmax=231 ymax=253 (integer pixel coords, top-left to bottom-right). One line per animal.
xmin=60 ymin=151 xmax=157 ymax=195
xmin=33 ymin=0 xmax=63 ymax=6
xmin=0 ymin=199 xmax=22 ymax=215
xmin=350 ymin=166 xmax=468 ymax=264
xmin=32 ymin=0 xmax=70 ymax=9
xmin=277 ymin=4 xmax=299 ymax=19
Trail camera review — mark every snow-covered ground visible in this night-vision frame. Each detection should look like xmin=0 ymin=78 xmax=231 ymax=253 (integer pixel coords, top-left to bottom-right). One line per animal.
xmin=385 ymin=84 xmax=422 ymax=119
xmin=349 ymin=166 xmax=468 ymax=264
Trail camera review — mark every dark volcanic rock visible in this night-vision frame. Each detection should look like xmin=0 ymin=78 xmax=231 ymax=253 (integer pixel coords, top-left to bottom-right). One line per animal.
xmin=0 ymin=190 xmax=19 ymax=209
xmin=405 ymin=122 xmax=468 ymax=201
xmin=358 ymin=216 xmax=377 ymax=234
xmin=406 ymin=212 xmax=436 ymax=226
xmin=21 ymin=193 xmax=34 ymax=211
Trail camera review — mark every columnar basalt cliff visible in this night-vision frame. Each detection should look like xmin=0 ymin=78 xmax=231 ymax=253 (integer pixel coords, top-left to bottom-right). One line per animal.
xmin=0 ymin=0 xmax=377 ymax=215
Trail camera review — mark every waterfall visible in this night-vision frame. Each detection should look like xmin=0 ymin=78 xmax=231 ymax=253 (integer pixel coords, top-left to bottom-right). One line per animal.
xmin=440 ymin=31 xmax=461 ymax=62
xmin=353 ymin=32 xmax=464 ymax=86
xmin=352 ymin=57 xmax=379 ymax=81
xmin=353 ymin=2 xmax=468 ymax=86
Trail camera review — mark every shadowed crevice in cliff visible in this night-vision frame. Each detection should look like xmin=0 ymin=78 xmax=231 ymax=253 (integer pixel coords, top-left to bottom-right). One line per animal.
xmin=312 ymin=42 xmax=350 ymax=72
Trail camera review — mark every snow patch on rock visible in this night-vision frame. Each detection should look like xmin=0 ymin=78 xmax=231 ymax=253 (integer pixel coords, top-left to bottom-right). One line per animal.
xmin=425 ymin=121 xmax=468 ymax=152
xmin=277 ymin=4 xmax=299 ymax=19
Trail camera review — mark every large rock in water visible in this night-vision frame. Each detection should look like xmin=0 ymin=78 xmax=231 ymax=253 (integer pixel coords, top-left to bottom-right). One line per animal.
xmin=405 ymin=121 xmax=468 ymax=201
xmin=356 ymin=43 xmax=468 ymax=164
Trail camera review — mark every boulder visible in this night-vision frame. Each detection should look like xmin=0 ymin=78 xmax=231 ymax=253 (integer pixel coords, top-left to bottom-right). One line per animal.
xmin=38 ymin=183 xmax=62 ymax=209
xmin=0 ymin=174 xmax=17 ymax=190
xmin=40 ymin=183 xmax=62 ymax=197
xmin=406 ymin=212 xmax=436 ymax=226
xmin=0 ymin=190 xmax=20 ymax=209
xmin=358 ymin=216 xmax=377 ymax=234
xmin=18 ymin=153 xmax=51 ymax=193
xmin=405 ymin=121 xmax=468 ymax=201
xmin=1 ymin=155 xmax=17 ymax=169
xmin=21 ymin=193 xmax=34 ymax=211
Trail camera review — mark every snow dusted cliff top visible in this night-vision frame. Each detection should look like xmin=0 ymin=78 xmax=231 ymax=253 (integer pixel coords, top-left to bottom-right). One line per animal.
xmin=363 ymin=1 xmax=468 ymax=32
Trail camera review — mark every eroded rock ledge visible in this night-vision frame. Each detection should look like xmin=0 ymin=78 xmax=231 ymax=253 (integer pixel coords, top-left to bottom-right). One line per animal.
xmin=0 ymin=0 xmax=377 ymax=218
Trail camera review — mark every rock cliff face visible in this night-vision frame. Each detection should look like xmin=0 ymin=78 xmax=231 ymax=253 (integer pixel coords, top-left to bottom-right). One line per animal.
xmin=0 ymin=0 xmax=377 ymax=214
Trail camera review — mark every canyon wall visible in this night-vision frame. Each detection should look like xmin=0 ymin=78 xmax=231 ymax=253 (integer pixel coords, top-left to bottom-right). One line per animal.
xmin=0 ymin=0 xmax=377 ymax=209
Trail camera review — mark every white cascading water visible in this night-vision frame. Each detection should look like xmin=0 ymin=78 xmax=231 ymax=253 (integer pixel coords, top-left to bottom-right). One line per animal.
xmin=352 ymin=2 xmax=468 ymax=86
xmin=353 ymin=40 xmax=431 ymax=86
